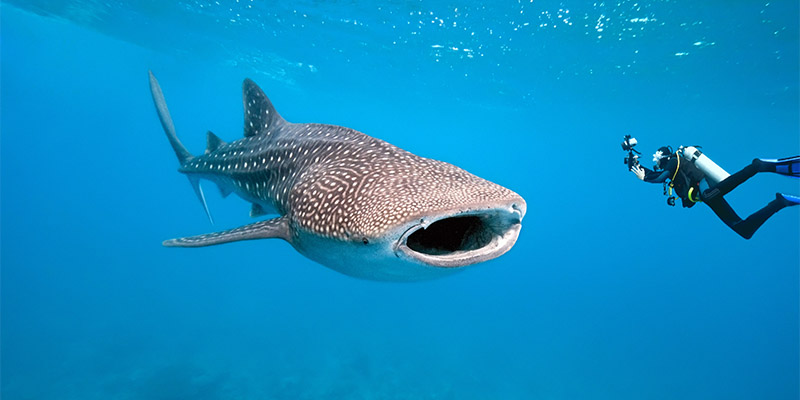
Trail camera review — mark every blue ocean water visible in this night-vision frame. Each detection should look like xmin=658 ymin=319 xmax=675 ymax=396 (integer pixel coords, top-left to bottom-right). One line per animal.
xmin=1 ymin=0 xmax=798 ymax=398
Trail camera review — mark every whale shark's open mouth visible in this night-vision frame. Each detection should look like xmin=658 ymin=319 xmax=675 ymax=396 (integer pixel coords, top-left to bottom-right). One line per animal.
xmin=395 ymin=204 xmax=524 ymax=268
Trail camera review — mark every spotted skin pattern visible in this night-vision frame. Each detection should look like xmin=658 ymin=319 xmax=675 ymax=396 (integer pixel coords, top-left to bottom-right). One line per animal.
xmin=178 ymin=79 xmax=518 ymax=243
xmin=150 ymin=72 xmax=525 ymax=280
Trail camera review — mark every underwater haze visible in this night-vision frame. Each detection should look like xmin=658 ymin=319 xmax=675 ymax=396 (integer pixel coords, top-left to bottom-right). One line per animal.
xmin=2 ymin=1 xmax=799 ymax=399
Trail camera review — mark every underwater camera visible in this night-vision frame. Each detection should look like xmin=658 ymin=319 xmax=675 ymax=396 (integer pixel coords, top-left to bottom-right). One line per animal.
xmin=621 ymin=135 xmax=641 ymax=170
xmin=621 ymin=135 xmax=637 ymax=151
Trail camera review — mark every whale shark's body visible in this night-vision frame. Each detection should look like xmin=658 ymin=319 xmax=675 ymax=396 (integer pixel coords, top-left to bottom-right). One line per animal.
xmin=149 ymin=72 xmax=526 ymax=281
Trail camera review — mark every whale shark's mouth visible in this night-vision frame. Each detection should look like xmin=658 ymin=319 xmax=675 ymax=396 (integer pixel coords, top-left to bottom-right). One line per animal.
xmin=395 ymin=204 xmax=524 ymax=268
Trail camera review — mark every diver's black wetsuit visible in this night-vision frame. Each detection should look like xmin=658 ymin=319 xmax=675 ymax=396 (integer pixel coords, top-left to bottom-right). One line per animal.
xmin=641 ymin=157 xmax=704 ymax=208
xmin=641 ymin=157 xmax=790 ymax=239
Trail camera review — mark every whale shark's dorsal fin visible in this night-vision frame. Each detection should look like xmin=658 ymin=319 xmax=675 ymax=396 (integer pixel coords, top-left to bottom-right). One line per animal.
xmin=205 ymin=131 xmax=226 ymax=154
xmin=243 ymin=79 xmax=286 ymax=138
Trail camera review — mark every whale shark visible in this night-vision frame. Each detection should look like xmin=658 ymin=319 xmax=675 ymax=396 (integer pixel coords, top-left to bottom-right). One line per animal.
xmin=149 ymin=71 xmax=526 ymax=281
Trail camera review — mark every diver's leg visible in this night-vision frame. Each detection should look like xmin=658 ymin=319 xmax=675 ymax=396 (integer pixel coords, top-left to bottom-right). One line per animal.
xmin=704 ymin=195 xmax=788 ymax=239
xmin=703 ymin=159 xmax=763 ymax=200
xmin=703 ymin=197 xmax=747 ymax=238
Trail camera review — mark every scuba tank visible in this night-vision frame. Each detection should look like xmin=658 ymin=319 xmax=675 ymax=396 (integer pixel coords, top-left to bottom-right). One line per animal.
xmin=679 ymin=146 xmax=730 ymax=186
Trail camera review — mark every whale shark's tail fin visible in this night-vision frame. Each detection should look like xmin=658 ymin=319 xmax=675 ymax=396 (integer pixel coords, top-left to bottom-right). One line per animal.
xmin=148 ymin=71 xmax=213 ymax=224
xmin=758 ymin=156 xmax=800 ymax=178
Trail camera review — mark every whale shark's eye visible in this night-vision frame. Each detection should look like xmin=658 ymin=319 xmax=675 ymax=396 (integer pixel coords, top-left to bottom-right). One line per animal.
xmin=362 ymin=237 xmax=369 ymax=245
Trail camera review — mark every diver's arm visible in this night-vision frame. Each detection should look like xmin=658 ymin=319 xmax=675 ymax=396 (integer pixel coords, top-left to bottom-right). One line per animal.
xmin=640 ymin=158 xmax=677 ymax=183
xmin=643 ymin=167 xmax=670 ymax=183
xmin=631 ymin=164 xmax=667 ymax=182
xmin=631 ymin=164 xmax=646 ymax=180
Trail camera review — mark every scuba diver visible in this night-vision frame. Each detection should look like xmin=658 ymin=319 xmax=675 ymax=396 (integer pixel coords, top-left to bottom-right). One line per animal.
xmin=621 ymin=135 xmax=800 ymax=239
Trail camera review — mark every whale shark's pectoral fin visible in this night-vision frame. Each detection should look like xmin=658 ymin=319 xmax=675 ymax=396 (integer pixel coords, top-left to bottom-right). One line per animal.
xmin=163 ymin=216 xmax=290 ymax=247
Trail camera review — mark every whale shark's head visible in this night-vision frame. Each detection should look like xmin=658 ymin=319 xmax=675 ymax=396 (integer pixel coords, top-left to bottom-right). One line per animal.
xmin=289 ymin=155 xmax=526 ymax=281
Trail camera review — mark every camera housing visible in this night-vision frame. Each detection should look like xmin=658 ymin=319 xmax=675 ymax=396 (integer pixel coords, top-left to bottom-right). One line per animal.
xmin=621 ymin=135 xmax=638 ymax=151
xmin=621 ymin=135 xmax=641 ymax=170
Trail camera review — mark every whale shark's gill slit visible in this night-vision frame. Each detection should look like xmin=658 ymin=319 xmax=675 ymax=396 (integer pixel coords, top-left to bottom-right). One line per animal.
xmin=405 ymin=216 xmax=495 ymax=256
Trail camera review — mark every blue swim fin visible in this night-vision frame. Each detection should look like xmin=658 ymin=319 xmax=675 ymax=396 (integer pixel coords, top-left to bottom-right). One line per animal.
xmin=777 ymin=193 xmax=800 ymax=207
xmin=759 ymin=156 xmax=800 ymax=178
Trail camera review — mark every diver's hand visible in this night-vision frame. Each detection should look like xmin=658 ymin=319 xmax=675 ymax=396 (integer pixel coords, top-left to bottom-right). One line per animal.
xmin=631 ymin=164 xmax=645 ymax=181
